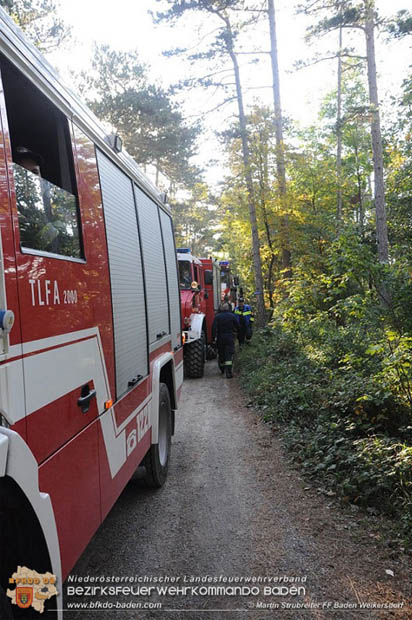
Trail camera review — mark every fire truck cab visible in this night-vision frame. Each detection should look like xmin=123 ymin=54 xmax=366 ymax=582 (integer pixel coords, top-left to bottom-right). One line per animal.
xmin=177 ymin=250 xmax=222 ymax=378
xmin=200 ymin=257 xmax=221 ymax=346
xmin=0 ymin=9 xmax=182 ymax=618
xmin=177 ymin=248 xmax=207 ymax=378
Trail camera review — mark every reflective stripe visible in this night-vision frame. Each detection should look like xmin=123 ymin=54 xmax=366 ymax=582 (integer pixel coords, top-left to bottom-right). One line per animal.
xmin=224 ymin=361 xmax=232 ymax=366
xmin=235 ymin=310 xmax=242 ymax=315
xmin=242 ymin=310 xmax=251 ymax=315
xmin=250 ymin=317 xmax=255 ymax=322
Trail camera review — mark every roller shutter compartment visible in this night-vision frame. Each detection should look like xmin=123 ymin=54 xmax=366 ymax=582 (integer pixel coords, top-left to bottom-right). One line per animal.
xmin=134 ymin=184 xmax=169 ymax=345
xmin=96 ymin=150 xmax=148 ymax=398
xmin=159 ymin=209 xmax=181 ymax=351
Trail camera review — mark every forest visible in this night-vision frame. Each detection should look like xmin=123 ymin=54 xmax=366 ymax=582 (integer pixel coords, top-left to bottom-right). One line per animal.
xmin=4 ymin=0 xmax=412 ymax=548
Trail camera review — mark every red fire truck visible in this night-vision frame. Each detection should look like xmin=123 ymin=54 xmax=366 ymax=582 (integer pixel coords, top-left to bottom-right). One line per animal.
xmin=0 ymin=9 xmax=182 ymax=618
xmin=177 ymin=250 xmax=220 ymax=378
xmin=200 ymin=257 xmax=221 ymax=345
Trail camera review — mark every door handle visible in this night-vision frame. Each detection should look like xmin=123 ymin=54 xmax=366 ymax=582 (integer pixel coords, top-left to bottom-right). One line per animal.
xmin=156 ymin=331 xmax=167 ymax=339
xmin=77 ymin=385 xmax=96 ymax=414
xmin=128 ymin=375 xmax=143 ymax=388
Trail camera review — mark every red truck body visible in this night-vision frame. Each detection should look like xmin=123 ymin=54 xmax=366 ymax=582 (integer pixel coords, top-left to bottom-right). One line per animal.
xmin=0 ymin=10 xmax=182 ymax=617
xmin=200 ymin=257 xmax=221 ymax=344
xmin=177 ymin=250 xmax=221 ymax=377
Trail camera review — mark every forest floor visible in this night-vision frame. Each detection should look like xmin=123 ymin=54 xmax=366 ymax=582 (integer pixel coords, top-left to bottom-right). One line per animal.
xmin=65 ymin=361 xmax=412 ymax=619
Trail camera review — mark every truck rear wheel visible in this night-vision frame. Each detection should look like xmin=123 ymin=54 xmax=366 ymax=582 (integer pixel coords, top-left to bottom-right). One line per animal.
xmin=184 ymin=333 xmax=205 ymax=378
xmin=143 ymin=383 xmax=171 ymax=488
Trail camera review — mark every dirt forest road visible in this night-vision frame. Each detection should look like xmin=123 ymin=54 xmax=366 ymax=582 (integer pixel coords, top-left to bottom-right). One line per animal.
xmin=65 ymin=361 xmax=412 ymax=620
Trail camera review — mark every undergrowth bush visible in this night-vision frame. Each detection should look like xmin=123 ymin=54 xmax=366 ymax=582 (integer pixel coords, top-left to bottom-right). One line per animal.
xmin=238 ymin=232 xmax=412 ymax=547
xmin=238 ymin=324 xmax=412 ymax=548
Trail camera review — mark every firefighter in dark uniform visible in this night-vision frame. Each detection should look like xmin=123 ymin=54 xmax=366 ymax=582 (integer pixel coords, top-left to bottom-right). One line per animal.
xmin=212 ymin=302 xmax=239 ymax=378
xmin=234 ymin=298 xmax=254 ymax=347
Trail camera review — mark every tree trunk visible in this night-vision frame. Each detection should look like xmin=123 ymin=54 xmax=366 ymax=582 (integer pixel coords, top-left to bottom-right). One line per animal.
xmin=257 ymin=130 xmax=277 ymax=308
xmin=267 ymin=0 xmax=291 ymax=277
xmin=364 ymin=0 xmax=388 ymax=264
xmin=336 ymin=21 xmax=343 ymax=227
xmin=354 ymin=140 xmax=365 ymax=238
xmin=225 ymin=19 xmax=266 ymax=327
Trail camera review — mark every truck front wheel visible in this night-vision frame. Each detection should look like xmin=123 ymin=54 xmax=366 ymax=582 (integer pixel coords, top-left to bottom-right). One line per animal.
xmin=184 ymin=333 xmax=205 ymax=378
xmin=143 ymin=383 xmax=172 ymax=488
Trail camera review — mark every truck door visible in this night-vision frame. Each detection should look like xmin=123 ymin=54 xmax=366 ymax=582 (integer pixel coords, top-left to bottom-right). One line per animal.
xmin=0 ymin=74 xmax=24 ymax=438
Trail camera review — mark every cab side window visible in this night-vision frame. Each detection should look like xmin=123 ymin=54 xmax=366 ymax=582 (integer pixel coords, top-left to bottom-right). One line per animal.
xmin=193 ymin=266 xmax=199 ymax=284
xmin=0 ymin=55 xmax=82 ymax=259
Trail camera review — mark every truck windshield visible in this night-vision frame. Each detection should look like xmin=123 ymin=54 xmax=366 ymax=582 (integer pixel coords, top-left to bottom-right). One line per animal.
xmin=179 ymin=260 xmax=192 ymax=289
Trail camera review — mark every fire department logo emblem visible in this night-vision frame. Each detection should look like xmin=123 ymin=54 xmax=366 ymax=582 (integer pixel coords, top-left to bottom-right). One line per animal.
xmin=16 ymin=587 xmax=33 ymax=609
xmin=7 ymin=567 xmax=58 ymax=614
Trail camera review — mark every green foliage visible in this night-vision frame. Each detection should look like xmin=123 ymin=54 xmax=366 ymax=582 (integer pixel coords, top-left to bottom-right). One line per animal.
xmin=284 ymin=419 xmax=412 ymax=546
xmin=217 ymin=107 xmax=284 ymax=303
xmin=0 ymin=0 xmax=71 ymax=52
xmin=385 ymin=80 xmax=412 ymax=266
xmin=386 ymin=10 xmax=412 ymax=39
xmin=79 ymin=44 xmax=200 ymax=188
xmin=237 ymin=224 xmax=412 ymax=546
xmin=171 ymin=183 xmax=218 ymax=255
xmin=239 ymin=322 xmax=412 ymax=546
xmin=216 ymin=71 xmax=375 ymax=305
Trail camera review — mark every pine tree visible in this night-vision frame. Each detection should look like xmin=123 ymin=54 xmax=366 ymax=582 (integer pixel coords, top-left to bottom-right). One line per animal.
xmin=267 ymin=0 xmax=291 ymax=276
xmin=154 ymin=0 xmax=267 ymax=325
xmin=79 ymin=45 xmax=200 ymax=189
xmin=298 ymin=0 xmax=389 ymax=265
xmin=0 ymin=0 xmax=70 ymax=52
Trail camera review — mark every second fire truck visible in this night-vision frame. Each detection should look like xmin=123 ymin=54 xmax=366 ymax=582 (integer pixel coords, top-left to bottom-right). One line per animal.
xmin=177 ymin=249 xmax=221 ymax=378
xmin=177 ymin=250 xmax=241 ymax=378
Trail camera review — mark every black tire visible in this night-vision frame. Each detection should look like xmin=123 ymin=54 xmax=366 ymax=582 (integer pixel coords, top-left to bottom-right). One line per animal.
xmin=184 ymin=333 xmax=205 ymax=378
xmin=143 ymin=383 xmax=171 ymax=488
